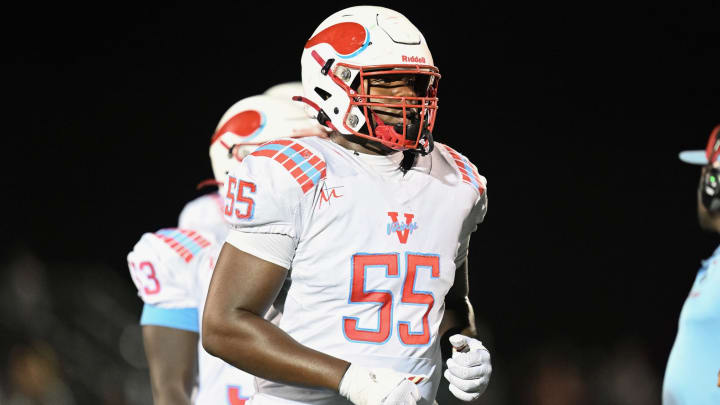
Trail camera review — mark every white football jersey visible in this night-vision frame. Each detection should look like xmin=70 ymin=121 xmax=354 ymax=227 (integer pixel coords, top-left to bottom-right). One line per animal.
xmin=223 ymin=136 xmax=487 ymax=405
xmin=127 ymin=224 xmax=256 ymax=405
xmin=178 ymin=192 xmax=229 ymax=245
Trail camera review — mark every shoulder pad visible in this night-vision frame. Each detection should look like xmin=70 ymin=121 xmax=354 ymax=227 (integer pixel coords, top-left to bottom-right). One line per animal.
xmin=178 ymin=193 xmax=224 ymax=226
xmin=152 ymin=228 xmax=214 ymax=263
xmin=436 ymin=143 xmax=486 ymax=195
xmin=127 ymin=228 xmax=216 ymax=307
xmin=178 ymin=193 xmax=228 ymax=242
xmin=249 ymin=138 xmax=326 ymax=194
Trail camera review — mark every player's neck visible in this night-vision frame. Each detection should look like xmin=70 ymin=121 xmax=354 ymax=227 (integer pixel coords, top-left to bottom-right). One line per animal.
xmin=329 ymin=132 xmax=396 ymax=156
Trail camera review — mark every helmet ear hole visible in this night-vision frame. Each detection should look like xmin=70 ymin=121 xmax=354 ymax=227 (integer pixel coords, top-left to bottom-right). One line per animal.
xmin=314 ymin=87 xmax=332 ymax=101
xmin=350 ymin=75 xmax=361 ymax=92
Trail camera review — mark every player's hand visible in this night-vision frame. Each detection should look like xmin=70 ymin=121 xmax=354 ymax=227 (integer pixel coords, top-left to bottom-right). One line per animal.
xmin=339 ymin=363 xmax=422 ymax=405
xmin=443 ymin=334 xmax=492 ymax=402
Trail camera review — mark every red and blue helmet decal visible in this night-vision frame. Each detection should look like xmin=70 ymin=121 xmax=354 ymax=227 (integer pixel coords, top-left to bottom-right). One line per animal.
xmin=305 ymin=22 xmax=370 ymax=59
xmin=211 ymin=110 xmax=267 ymax=144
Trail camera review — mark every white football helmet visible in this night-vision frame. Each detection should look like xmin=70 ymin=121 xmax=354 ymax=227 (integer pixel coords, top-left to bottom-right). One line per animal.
xmin=264 ymin=81 xmax=304 ymax=101
xmin=207 ymin=94 xmax=327 ymax=187
xmin=300 ymin=6 xmax=439 ymax=154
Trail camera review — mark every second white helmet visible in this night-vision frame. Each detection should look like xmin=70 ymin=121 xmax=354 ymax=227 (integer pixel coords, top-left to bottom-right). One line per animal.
xmin=209 ymin=94 xmax=326 ymax=186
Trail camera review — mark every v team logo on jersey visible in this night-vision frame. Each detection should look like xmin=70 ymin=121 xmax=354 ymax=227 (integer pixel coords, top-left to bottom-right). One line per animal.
xmin=387 ymin=212 xmax=418 ymax=244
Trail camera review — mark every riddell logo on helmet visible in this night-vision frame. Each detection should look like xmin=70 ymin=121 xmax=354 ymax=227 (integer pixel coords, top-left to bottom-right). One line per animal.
xmin=402 ymin=55 xmax=426 ymax=64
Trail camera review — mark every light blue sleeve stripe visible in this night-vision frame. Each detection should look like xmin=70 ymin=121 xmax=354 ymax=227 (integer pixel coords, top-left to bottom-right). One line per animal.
xmin=461 ymin=162 xmax=479 ymax=187
xmin=308 ymin=169 xmax=322 ymax=184
xmin=255 ymin=143 xmax=287 ymax=152
xmin=140 ymin=304 xmax=199 ymax=333
xmin=285 ymin=149 xmax=309 ymax=168
xmin=155 ymin=229 xmax=173 ymax=238
xmin=168 ymin=230 xmax=203 ymax=255
xmin=299 ymin=161 xmax=319 ymax=179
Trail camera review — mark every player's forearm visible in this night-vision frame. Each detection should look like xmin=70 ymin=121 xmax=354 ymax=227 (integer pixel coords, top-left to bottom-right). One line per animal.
xmin=149 ymin=382 xmax=193 ymax=405
xmin=440 ymin=294 xmax=477 ymax=337
xmin=440 ymin=308 xmax=462 ymax=338
xmin=443 ymin=300 xmax=477 ymax=337
xmin=441 ymin=260 xmax=477 ymax=338
xmin=440 ymin=297 xmax=478 ymax=362
xmin=440 ymin=309 xmax=476 ymax=340
xmin=202 ymin=308 xmax=350 ymax=391
xmin=142 ymin=326 xmax=197 ymax=405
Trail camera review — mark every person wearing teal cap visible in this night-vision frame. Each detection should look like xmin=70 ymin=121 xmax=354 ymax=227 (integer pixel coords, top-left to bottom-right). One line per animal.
xmin=663 ymin=124 xmax=720 ymax=404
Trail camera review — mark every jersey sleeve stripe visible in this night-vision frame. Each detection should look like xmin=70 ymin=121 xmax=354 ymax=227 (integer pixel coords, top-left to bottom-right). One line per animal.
xmin=442 ymin=144 xmax=486 ymax=194
xmin=179 ymin=229 xmax=212 ymax=249
xmin=282 ymin=158 xmax=298 ymax=171
xmin=274 ymin=153 xmax=291 ymax=164
xmin=298 ymin=161 xmax=320 ymax=181
xmin=298 ymin=159 xmax=326 ymax=192
xmin=459 ymin=162 xmax=481 ymax=189
xmin=154 ymin=233 xmax=194 ymax=262
xmin=287 ymin=142 xmax=305 ymax=153
xmin=253 ymin=142 xmax=291 ymax=153
xmin=285 ymin=148 xmax=315 ymax=169
xmin=291 ymin=166 xmax=311 ymax=184
xmin=166 ymin=230 xmax=203 ymax=255
xmin=249 ymin=140 xmax=326 ymax=193
xmin=153 ymin=228 xmax=212 ymax=263
xmin=455 ymin=164 xmax=473 ymax=181
xmin=252 ymin=149 xmax=278 ymax=158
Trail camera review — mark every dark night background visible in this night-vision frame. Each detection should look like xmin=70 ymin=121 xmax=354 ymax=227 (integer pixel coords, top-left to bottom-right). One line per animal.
xmin=2 ymin=2 xmax=719 ymax=404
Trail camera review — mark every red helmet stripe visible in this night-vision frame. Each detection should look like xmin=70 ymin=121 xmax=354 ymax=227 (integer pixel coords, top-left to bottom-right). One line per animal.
xmin=211 ymin=110 xmax=265 ymax=145
xmin=305 ymin=22 xmax=367 ymax=56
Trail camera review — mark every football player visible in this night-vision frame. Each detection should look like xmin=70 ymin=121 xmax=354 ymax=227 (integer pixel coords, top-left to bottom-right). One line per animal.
xmin=180 ymin=82 xmax=316 ymax=243
xmin=128 ymin=93 xmax=326 ymax=405
xmin=664 ymin=124 xmax=720 ymax=405
xmin=202 ymin=6 xmax=492 ymax=405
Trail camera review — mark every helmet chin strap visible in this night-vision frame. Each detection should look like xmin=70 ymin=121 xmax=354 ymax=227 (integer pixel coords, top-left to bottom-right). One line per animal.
xmin=417 ymin=128 xmax=434 ymax=156
xmin=371 ymin=111 xmax=434 ymax=156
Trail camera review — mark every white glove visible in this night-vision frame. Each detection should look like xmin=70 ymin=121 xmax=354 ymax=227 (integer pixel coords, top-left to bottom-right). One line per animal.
xmin=443 ymin=334 xmax=492 ymax=402
xmin=339 ymin=363 xmax=422 ymax=405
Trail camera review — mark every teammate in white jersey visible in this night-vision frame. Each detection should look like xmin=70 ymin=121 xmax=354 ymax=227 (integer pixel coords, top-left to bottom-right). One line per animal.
xmin=128 ymin=93 xmax=325 ymax=405
xmin=202 ymin=6 xmax=492 ymax=405
xmin=182 ymin=82 xmax=307 ymax=242
xmin=664 ymin=124 xmax=720 ymax=404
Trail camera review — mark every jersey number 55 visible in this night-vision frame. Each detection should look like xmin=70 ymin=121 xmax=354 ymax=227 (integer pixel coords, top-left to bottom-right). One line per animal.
xmin=343 ymin=253 xmax=439 ymax=346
